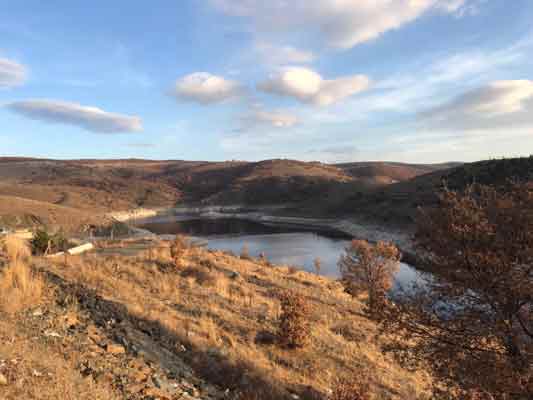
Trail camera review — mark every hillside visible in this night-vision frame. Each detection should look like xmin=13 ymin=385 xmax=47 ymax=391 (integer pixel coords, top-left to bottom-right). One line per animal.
xmin=339 ymin=156 xmax=533 ymax=226
xmin=0 ymin=237 xmax=430 ymax=400
xmin=0 ymin=158 xmax=453 ymax=231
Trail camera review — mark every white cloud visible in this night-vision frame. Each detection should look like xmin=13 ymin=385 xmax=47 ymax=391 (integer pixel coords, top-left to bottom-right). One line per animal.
xmin=172 ymin=72 xmax=243 ymax=104
xmin=6 ymin=100 xmax=143 ymax=133
xmin=0 ymin=57 xmax=27 ymax=88
xmin=211 ymin=0 xmax=473 ymax=49
xmin=421 ymin=80 xmax=533 ymax=122
xmin=254 ymin=42 xmax=315 ymax=65
xmin=259 ymin=67 xmax=370 ymax=106
xmin=242 ymin=109 xmax=299 ymax=129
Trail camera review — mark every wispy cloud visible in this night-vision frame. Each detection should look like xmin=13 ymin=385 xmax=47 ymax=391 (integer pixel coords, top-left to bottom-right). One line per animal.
xmin=253 ymin=42 xmax=316 ymax=66
xmin=171 ymin=72 xmax=244 ymax=104
xmin=6 ymin=100 xmax=143 ymax=133
xmin=211 ymin=0 xmax=476 ymax=49
xmin=0 ymin=57 xmax=27 ymax=88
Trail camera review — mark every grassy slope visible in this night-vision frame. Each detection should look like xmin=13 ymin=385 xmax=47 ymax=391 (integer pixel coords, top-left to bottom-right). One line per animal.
xmin=339 ymin=156 xmax=533 ymax=227
xmin=0 ymin=242 xmax=430 ymax=400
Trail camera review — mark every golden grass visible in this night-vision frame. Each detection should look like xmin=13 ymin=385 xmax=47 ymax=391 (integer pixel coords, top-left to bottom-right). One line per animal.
xmin=0 ymin=235 xmax=44 ymax=314
xmin=43 ymin=243 xmax=432 ymax=400
xmin=0 ymin=319 xmax=118 ymax=400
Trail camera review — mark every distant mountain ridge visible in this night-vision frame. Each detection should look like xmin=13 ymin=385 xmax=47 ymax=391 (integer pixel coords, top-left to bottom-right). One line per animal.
xmin=1 ymin=156 xmax=530 ymax=231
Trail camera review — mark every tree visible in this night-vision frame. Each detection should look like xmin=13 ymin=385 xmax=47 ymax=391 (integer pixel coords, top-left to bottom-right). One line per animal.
xmin=278 ymin=291 xmax=312 ymax=348
xmin=381 ymin=184 xmax=533 ymax=398
xmin=338 ymin=240 xmax=400 ymax=317
xmin=170 ymin=235 xmax=189 ymax=268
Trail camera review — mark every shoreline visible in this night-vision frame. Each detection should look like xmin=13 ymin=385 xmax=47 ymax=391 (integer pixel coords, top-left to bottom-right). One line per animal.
xmin=109 ymin=204 xmax=418 ymax=264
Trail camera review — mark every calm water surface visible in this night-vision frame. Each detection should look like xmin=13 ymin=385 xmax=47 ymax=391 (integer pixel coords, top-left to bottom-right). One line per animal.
xmin=140 ymin=218 xmax=424 ymax=291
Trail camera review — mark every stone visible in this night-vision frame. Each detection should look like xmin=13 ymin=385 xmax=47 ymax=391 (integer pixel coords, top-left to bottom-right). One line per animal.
xmin=106 ymin=344 xmax=126 ymax=355
xmin=0 ymin=373 xmax=7 ymax=386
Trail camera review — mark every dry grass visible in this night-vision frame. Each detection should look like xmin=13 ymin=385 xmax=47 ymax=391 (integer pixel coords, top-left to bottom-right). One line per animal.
xmin=41 ymin=241 xmax=431 ymax=399
xmin=0 ymin=236 xmax=44 ymax=314
xmin=0 ymin=317 xmax=118 ymax=400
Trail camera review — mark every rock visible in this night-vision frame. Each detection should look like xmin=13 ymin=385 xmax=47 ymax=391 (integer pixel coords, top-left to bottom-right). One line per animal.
xmin=106 ymin=344 xmax=126 ymax=355
xmin=0 ymin=373 xmax=7 ymax=385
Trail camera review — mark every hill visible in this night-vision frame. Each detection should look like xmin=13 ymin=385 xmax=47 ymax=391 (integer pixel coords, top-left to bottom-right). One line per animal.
xmin=339 ymin=156 xmax=533 ymax=227
xmin=0 ymin=158 xmax=454 ymax=231
xmin=0 ymin=237 xmax=430 ymax=399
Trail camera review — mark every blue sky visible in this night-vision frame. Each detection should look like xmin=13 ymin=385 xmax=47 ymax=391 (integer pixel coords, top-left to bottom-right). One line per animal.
xmin=1 ymin=0 xmax=532 ymax=163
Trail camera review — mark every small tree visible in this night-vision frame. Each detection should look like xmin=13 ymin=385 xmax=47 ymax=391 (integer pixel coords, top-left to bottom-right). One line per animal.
xmin=313 ymin=257 xmax=322 ymax=275
xmin=278 ymin=291 xmax=312 ymax=348
xmin=338 ymin=240 xmax=400 ymax=317
xmin=170 ymin=235 xmax=189 ymax=268
xmin=381 ymin=183 xmax=533 ymax=398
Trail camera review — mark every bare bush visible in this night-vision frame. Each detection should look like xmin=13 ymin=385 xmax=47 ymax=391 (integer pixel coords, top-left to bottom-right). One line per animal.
xmin=381 ymin=183 xmax=533 ymax=398
xmin=278 ymin=291 xmax=312 ymax=348
xmin=329 ymin=375 xmax=371 ymax=400
xmin=240 ymin=244 xmax=252 ymax=261
xmin=0 ymin=236 xmax=44 ymax=314
xmin=170 ymin=235 xmax=189 ymax=268
xmin=338 ymin=240 xmax=400 ymax=317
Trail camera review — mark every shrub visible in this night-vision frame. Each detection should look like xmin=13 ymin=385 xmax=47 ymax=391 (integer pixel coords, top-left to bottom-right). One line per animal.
xmin=2 ymin=235 xmax=31 ymax=262
xmin=170 ymin=235 xmax=189 ymax=268
xmin=30 ymin=230 xmax=69 ymax=255
xmin=0 ymin=236 xmax=44 ymax=314
xmin=381 ymin=183 xmax=533 ymax=398
xmin=240 ymin=244 xmax=252 ymax=261
xmin=329 ymin=376 xmax=371 ymax=400
xmin=338 ymin=240 xmax=400 ymax=318
xmin=278 ymin=291 xmax=311 ymax=348
xmin=313 ymin=257 xmax=322 ymax=275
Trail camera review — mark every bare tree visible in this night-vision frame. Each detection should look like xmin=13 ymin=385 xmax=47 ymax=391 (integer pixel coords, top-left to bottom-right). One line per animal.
xmin=170 ymin=235 xmax=189 ymax=268
xmin=381 ymin=184 xmax=533 ymax=398
xmin=339 ymin=240 xmax=400 ymax=317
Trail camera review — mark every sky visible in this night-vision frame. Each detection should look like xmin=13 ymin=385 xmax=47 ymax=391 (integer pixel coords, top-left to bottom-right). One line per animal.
xmin=1 ymin=0 xmax=533 ymax=163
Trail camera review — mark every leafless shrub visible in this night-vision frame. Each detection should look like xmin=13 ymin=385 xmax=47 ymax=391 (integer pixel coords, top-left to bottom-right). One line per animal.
xmin=338 ymin=240 xmax=400 ymax=318
xmin=329 ymin=375 xmax=371 ymax=400
xmin=381 ymin=183 xmax=533 ymax=398
xmin=240 ymin=244 xmax=252 ymax=261
xmin=170 ymin=235 xmax=189 ymax=268
xmin=278 ymin=291 xmax=312 ymax=348
xmin=0 ymin=236 xmax=44 ymax=314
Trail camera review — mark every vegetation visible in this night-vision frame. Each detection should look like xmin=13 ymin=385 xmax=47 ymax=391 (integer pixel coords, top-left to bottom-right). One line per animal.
xmin=329 ymin=376 xmax=371 ymax=400
xmin=381 ymin=183 xmax=533 ymax=398
xmin=0 ymin=236 xmax=44 ymax=314
xmin=30 ymin=229 xmax=69 ymax=255
xmin=338 ymin=240 xmax=400 ymax=317
xmin=170 ymin=234 xmax=189 ymax=268
xmin=278 ymin=291 xmax=312 ymax=348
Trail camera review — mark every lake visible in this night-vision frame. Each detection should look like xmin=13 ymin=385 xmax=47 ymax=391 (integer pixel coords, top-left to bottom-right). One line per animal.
xmin=139 ymin=217 xmax=424 ymax=291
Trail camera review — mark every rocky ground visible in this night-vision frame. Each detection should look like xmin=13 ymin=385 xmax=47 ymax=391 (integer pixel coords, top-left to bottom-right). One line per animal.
xmin=0 ymin=238 xmax=431 ymax=400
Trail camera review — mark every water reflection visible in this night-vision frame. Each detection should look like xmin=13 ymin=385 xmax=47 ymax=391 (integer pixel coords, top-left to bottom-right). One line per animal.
xmin=139 ymin=217 xmax=424 ymax=290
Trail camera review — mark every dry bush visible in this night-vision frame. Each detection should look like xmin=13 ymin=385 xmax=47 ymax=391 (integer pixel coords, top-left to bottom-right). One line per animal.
xmin=330 ymin=375 xmax=371 ymax=400
xmin=381 ymin=183 xmax=533 ymax=398
xmin=338 ymin=240 xmax=400 ymax=318
xmin=0 ymin=236 xmax=44 ymax=314
xmin=170 ymin=234 xmax=189 ymax=267
xmin=240 ymin=244 xmax=252 ymax=260
xmin=278 ymin=291 xmax=312 ymax=348
xmin=181 ymin=266 xmax=217 ymax=287
xmin=2 ymin=235 xmax=31 ymax=262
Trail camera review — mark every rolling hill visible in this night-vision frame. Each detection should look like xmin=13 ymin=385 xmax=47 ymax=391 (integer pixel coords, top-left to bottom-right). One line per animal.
xmin=0 ymin=157 xmax=476 ymax=231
